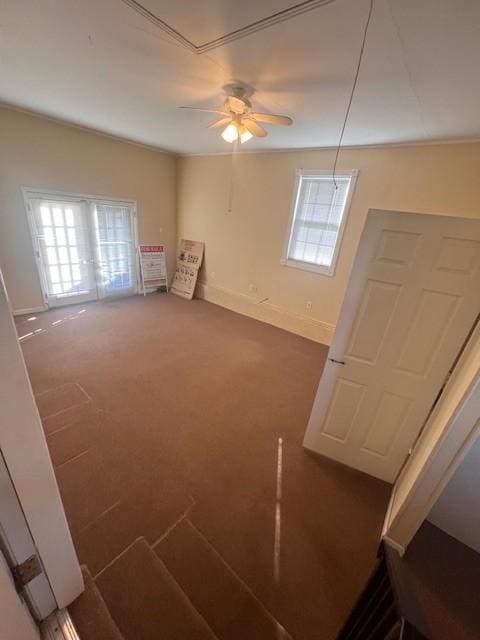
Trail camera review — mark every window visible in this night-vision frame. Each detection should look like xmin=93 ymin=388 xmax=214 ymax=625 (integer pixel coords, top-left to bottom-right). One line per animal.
xmin=282 ymin=170 xmax=357 ymax=276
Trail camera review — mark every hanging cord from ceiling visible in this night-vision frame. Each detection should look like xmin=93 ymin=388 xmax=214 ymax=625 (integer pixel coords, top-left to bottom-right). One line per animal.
xmin=332 ymin=0 xmax=374 ymax=189
xmin=227 ymin=139 xmax=239 ymax=213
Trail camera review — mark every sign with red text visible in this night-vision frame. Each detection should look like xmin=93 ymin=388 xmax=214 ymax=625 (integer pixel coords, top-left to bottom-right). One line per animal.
xmin=139 ymin=244 xmax=168 ymax=294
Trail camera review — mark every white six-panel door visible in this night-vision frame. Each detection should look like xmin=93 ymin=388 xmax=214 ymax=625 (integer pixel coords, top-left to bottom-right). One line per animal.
xmin=304 ymin=210 xmax=480 ymax=482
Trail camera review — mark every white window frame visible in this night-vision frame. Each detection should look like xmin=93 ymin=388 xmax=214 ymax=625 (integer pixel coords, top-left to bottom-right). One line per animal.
xmin=281 ymin=169 xmax=358 ymax=276
xmin=22 ymin=187 xmax=140 ymax=306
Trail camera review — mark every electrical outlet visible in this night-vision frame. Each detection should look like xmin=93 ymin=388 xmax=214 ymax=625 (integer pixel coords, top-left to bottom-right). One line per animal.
xmin=249 ymin=283 xmax=258 ymax=293
xmin=210 ymin=271 xmax=216 ymax=279
xmin=306 ymin=301 xmax=312 ymax=310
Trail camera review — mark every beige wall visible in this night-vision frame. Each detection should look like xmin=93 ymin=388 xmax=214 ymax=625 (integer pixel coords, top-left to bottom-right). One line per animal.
xmin=177 ymin=143 xmax=480 ymax=343
xmin=2 ymin=106 xmax=480 ymax=332
xmin=0 ymin=107 xmax=176 ymax=311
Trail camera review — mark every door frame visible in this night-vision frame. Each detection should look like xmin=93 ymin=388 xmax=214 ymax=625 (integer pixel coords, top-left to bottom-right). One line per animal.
xmin=22 ymin=187 xmax=140 ymax=308
xmin=0 ymin=551 xmax=39 ymax=640
xmin=0 ymin=447 xmax=57 ymax=620
xmin=382 ymin=320 xmax=480 ymax=554
xmin=0 ymin=271 xmax=83 ymax=611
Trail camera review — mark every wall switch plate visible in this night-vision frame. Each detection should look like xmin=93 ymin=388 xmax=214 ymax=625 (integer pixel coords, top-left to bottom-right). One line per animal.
xmin=249 ymin=284 xmax=258 ymax=293
xmin=306 ymin=301 xmax=312 ymax=310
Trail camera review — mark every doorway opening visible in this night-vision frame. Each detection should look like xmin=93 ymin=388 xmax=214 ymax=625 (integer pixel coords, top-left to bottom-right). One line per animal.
xmin=24 ymin=189 xmax=138 ymax=309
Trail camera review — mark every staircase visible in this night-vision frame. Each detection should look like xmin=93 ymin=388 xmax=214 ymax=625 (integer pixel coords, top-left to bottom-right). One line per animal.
xmin=69 ymin=518 xmax=292 ymax=640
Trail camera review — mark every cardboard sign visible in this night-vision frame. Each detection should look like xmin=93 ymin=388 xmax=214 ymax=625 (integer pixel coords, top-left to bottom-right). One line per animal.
xmin=171 ymin=239 xmax=204 ymax=300
xmin=139 ymin=244 xmax=168 ymax=293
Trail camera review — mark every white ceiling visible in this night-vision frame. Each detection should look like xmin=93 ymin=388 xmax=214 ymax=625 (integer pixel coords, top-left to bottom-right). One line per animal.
xmin=1 ymin=0 xmax=479 ymax=154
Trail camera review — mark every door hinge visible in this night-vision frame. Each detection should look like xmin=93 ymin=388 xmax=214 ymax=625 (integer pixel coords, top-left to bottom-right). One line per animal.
xmin=11 ymin=554 xmax=42 ymax=592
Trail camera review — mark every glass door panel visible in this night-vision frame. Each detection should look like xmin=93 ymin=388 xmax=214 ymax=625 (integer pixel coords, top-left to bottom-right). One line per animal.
xmin=31 ymin=199 xmax=98 ymax=307
xmin=93 ymin=203 xmax=136 ymax=298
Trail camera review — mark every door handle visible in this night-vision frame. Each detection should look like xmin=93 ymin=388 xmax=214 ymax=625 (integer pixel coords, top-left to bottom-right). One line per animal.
xmin=329 ymin=358 xmax=346 ymax=365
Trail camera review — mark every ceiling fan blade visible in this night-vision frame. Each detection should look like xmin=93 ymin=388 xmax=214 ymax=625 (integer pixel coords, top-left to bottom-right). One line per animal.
xmin=208 ymin=117 xmax=232 ymax=130
xmin=243 ymin=119 xmax=268 ymax=138
xmin=180 ymin=106 xmax=229 ymax=116
xmin=226 ymin=95 xmax=247 ymax=114
xmin=250 ymin=113 xmax=293 ymax=126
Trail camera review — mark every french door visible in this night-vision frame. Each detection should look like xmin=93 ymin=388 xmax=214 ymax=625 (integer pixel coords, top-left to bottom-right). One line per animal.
xmin=27 ymin=193 xmax=137 ymax=308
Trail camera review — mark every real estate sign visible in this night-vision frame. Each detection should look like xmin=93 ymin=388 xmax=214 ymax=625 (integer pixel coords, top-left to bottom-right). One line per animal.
xmin=170 ymin=239 xmax=204 ymax=300
xmin=139 ymin=244 xmax=168 ymax=294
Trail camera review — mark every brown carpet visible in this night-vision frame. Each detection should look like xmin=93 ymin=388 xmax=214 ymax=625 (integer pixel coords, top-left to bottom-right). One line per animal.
xmin=404 ymin=522 xmax=480 ymax=640
xmin=16 ymin=294 xmax=390 ymax=640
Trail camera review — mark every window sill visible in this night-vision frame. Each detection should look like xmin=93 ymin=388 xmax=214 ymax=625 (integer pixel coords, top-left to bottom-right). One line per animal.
xmin=280 ymin=258 xmax=334 ymax=276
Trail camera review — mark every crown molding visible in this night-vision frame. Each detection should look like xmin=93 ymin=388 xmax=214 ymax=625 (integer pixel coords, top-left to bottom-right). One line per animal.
xmin=180 ymin=137 xmax=480 ymax=158
xmin=0 ymin=102 xmax=178 ymax=157
xmin=120 ymin=0 xmax=335 ymax=54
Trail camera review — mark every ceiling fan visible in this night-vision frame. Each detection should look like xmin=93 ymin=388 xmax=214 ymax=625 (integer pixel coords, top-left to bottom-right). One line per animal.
xmin=180 ymin=86 xmax=293 ymax=144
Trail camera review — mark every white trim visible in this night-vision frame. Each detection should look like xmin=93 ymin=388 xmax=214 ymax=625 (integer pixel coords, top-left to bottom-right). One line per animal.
xmin=0 ymin=552 xmax=39 ymax=640
xmin=196 ymin=280 xmax=335 ymax=344
xmin=0 ymin=274 xmax=84 ymax=612
xmin=383 ymin=322 xmax=480 ymax=550
xmin=0 ymin=102 xmax=177 ymax=157
xmin=3 ymin=101 xmax=480 ymax=158
xmin=180 ymin=137 xmax=480 ymax=157
xmin=281 ymin=169 xmax=358 ymax=278
xmin=280 ymin=257 xmax=334 ymax=276
xmin=22 ymin=186 xmax=136 ymax=207
xmin=12 ymin=306 xmax=47 ymax=317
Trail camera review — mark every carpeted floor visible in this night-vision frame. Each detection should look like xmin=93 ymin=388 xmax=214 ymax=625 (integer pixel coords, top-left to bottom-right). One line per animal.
xmin=16 ymin=294 xmax=390 ymax=640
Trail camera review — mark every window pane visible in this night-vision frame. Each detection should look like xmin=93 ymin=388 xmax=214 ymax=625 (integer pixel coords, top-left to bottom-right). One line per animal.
xmin=70 ymin=247 xmax=79 ymax=263
xmin=55 ymin=227 xmax=66 ymax=245
xmin=68 ymin=228 xmax=77 ymax=246
xmin=61 ymin=265 xmax=71 ymax=282
xmin=287 ymin=173 xmax=353 ymax=270
xmin=317 ymin=246 xmax=334 ymax=265
xmin=58 ymin=247 xmax=69 ymax=264
xmin=72 ymin=265 xmax=81 ymax=282
xmin=46 ymin=247 xmax=57 ymax=265
xmin=53 ymin=208 xmax=64 ymax=226
xmin=49 ymin=266 xmax=60 ymax=284
xmin=40 ymin=206 xmax=51 ymax=226
xmin=293 ymin=241 xmax=306 ymax=260
xmin=304 ymin=243 xmax=318 ymax=263
xmin=44 ymin=227 xmax=55 ymax=246
xmin=64 ymin=208 xmax=75 ymax=227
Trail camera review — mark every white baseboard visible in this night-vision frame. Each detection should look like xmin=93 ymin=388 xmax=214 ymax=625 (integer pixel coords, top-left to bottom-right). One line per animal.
xmin=12 ymin=305 xmax=47 ymax=317
xmin=196 ymin=281 xmax=335 ymax=345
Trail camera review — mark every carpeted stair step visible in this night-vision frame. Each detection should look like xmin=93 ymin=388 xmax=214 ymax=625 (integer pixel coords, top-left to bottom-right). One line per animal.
xmin=95 ymin=537 xmax=217 ymax=640
xmin=155 ymin=518 xmax=292 ymax=640
xmin=69 ymin=566 xmax=124 ymax=640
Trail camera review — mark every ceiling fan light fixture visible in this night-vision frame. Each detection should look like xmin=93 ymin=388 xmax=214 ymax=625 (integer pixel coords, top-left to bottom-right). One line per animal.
xmin=221 ymin=122 xmax=238 ymax=143
xmin=239 ymin=126 xmax=253 ymax=144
